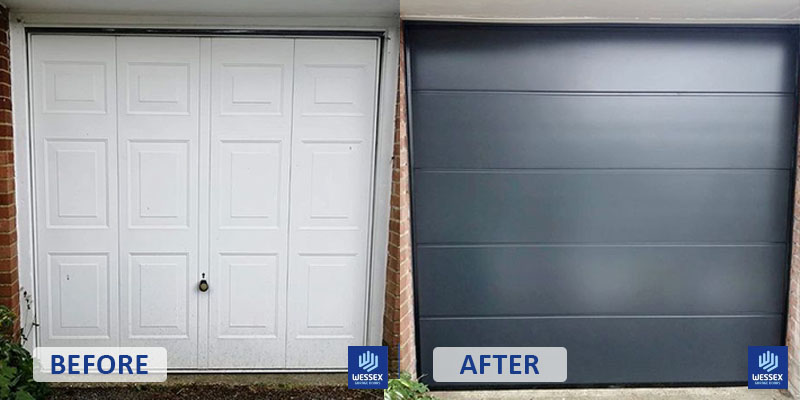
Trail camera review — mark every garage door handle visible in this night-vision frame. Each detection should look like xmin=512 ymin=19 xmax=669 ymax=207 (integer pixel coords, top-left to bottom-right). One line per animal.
xmin=198 ymin=273 xmax=209 ymax=293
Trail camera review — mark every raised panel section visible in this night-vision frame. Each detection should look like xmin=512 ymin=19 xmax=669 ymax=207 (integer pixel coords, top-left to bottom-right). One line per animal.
xmin=127 ymin=253 xmax=189 ymax=338
xmin=314 ymin=76 xmax=355 ymax=104
xmin=301 ymin=65 xmax=368 ymax=116
xmin=297 ymin=254 xmax=359 ymax=334
xmin=217 ymin=254 xmax=278 ymax=338
xmin=47 ymin=253 xmax=109 ymax=338
xmin=127 ymin=141 xmax=189 ymax=228
xmin=56 ymin=152 xmax=96 ymax=216
xmin=219 ymin=140 xmax=282 ymax=228
xmin=221 ymin=64 xmax=284 ymax=115
xmin=307 ymin=262 xmax=348 ymax=328
xmin=310 ymin=146 xmax=360 ymax=220
xmin=126 ymin=63 xmax=191 ymax=115
xmin=300 ymin=142 xmax=364 ymax=229
xmin=43 ymin=62 xmax=107 ymax=114
xmin=45 ymin=139 xmax=108 ymax=227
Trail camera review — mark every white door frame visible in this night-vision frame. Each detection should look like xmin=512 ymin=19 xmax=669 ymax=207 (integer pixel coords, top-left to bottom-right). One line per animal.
xmin=10 ymin=13 xmax=399 ymax=370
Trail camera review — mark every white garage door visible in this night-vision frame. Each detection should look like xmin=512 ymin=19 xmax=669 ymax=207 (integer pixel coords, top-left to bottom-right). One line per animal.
xmin=29 ymin=34 xmax=379 ymax=369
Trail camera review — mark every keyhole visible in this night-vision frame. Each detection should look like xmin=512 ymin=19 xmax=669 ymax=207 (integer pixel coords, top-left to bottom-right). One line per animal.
xmin=198 ymin=274 xmax=209 ymax=293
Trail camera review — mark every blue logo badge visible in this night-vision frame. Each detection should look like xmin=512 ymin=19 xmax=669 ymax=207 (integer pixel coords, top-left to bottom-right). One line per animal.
xmin=748 ymin=346 xmax=787 ymax=389
xmin=348 ymin=346 xmax=388 ymax=389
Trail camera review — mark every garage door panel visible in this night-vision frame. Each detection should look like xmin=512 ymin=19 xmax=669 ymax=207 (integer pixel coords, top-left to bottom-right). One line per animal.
xmin=215 ymin=253 xmax=280 ymax=338
xmin=293 ymin=141 xmax=368 ymax=228
xmin=46 ymin=253 xmax=111 ymax=339
xmin=220 ymin=63 xmax=285 ymax=116
xmin=412 ymin=93 xmax=795 ymax=169
xmin=45 ymin=139 xmax=109 ymax=227
xmin=286 ymin=39 xmax=378 ymax=367
xmin=217 ymin=139 xmax=283 ymax=229
xmin=127 ymin=140 xmax=190 ymax=227
xmin=208 ymin=37 xmax=294 ymax=368
xmin=127 ymin=253 xmax=190 ymax=337
xmin=125 ymin=62 xmax=191 ymax=115
xmin=297 ymin=253 xmax=361 ymax=330
xmin=32 ymin=35 xmax=120 ymax=347
xmin=42 ymin=61 xmax=107 ymax=115
xmin=413 ymin=170 xmax=790 ymax=244
xmin=117 ymin=36 xmax=200 ymax=367
xmin=34 ymin=35 xmax=116 ymax=135
xmin=417 ymin=245 xmax=787 ymax=317
xmin=418 ymin=316 xmax=783 ymax=385
xmin=409 ymin=26 xmax=797 ymax=92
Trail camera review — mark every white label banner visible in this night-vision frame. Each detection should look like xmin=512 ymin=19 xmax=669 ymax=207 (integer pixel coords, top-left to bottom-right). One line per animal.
xmin=433 ymin=347 xmax=567 ymax=383
xmin=33 ymin=347 xmax=168 ymax=382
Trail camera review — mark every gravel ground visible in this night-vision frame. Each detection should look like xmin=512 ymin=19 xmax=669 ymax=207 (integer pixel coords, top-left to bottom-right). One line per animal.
xmin=48 ymin=384 xmax=383 ymax=400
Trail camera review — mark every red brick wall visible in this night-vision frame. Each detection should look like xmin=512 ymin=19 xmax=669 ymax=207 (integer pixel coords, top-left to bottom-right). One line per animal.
xmin=382 ymin=26 xmax=417 ymax=378
xmin=0 ymin=3 xmax=19 ymax=340
xmin=788 ymin=112 xmax=800 ymax=394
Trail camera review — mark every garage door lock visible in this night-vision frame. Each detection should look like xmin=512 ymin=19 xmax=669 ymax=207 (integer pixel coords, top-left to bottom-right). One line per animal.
xmin=198 ymin=273 xmax=209 ymax=292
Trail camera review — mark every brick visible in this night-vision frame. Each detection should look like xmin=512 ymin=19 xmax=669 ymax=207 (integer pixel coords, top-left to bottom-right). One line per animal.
xmin=0 ymin=192 xmax=13 ymax=206
xmin=0 ymin=137 xmax=13 ymax=151
xmin=0 ymin=281 xmax=17 ymax=297
xmin=0 ymin=217 xmax=15 ymax=232
xmin=0 ymin=179 xmax=14 ymax=194
xmin=0 ymin=230 xmax=15 ymax=246
xmin=0 ymin=244 xmax=15 ymax=258
xmin=0 ymin=151 xmax=13 ymax=165
xmin=0 ymin=6 xmax=17 ymax=340
xmin=0 ymin=204 xmax=15 ymax=219
xmin=382 ymin=26 xmax=416 ymax=379
xmin=0 ymin=265 xmax=17 ymax=285
xmin=790 ymin=140 xmax=800 ymax=397
xmin=0 ymin=295 xmax=18 ymax=311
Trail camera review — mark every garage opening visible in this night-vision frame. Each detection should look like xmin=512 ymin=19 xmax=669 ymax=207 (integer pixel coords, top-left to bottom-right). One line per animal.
xmin=407 ymin=24 xmax=798 ymax=386
xmin=30 ymin=33 xmax=380 ymax=369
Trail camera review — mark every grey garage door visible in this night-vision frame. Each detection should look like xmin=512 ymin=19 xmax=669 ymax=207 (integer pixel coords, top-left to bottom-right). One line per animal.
xmin=407 ymin=25 xmax=798 ymax=386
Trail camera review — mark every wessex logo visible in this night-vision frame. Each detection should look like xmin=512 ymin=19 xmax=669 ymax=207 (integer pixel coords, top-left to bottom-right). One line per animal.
xmin=358 ymin=350 xmax=379 ymax=372
xmin=348 ymin=346 xmax=388 ymax=389
xmin=748 ymin=346 xmax=787 ymax=389
xmin=759 ymin=350 xmax=779 ymax=373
